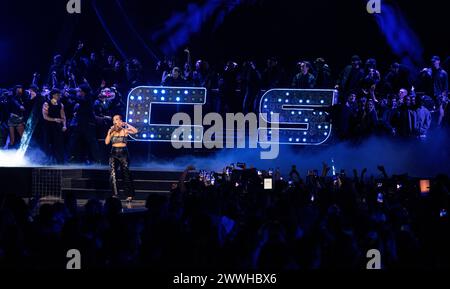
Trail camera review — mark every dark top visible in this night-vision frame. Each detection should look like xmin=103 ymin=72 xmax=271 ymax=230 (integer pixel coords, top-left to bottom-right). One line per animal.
xmin=94 ymin=99 xmax=112 ymax=118
xmin=70 ymin=94 xmax=96 ymax=127
xmin=46 ymin=100 xmax=62 ymax=119
xmin=432 ymin=68 xmax=448 ymax=97
xmin=162 ymin=76 xmax=187 ymax=87
xmin=292 ymin=73 xmax=316 ymax=89
xmin=262 ymin=66 xmax=286 ymax=89
xmin=192 ymin=70 xmax=211 ymax=88
xmin=338 ymin=65 xmax=365 ymax=93
xmin=8 ymin=94 xmax=26 ymax=117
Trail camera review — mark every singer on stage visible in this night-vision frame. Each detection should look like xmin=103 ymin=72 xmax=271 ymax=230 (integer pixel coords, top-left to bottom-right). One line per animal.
xmin=105 ymin=115 xmax=138 ymax=201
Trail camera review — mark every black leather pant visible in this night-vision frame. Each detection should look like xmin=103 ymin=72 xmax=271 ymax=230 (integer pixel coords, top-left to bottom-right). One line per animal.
xmin=44 ymin=122 xmax=64 ymax=164
xmin=109 ymin=147 xmax=134 ymax=198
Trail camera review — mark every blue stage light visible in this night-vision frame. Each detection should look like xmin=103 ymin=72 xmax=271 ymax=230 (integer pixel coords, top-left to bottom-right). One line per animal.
xmin=138 ymin=96 xmax=142 ymax=101
xmin=258 ymin=88 xmax=335 ymax=146
xmin=126 ymin=86 xmax=207 ymax=142
xmin=150 ymin=134 xmax=155 ymax=138
xmin=130 ymin=96 xmax=135 ymax=100
xmin=142 ymin=134 xmax=147 ymax=138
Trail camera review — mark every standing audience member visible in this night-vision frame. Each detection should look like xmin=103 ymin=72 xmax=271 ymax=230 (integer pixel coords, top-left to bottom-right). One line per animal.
xmin=336 ymin=55 xmax=365 ymax=99
xmin=419 ymin=56 xmax=448 ymax=126
xmin=7 ymin=85 xmax=27 ymax=148
xmin=314 ymin=58 xmax=333 ymax=88
xmin=42 ymin=89 xmax=67 ymax=164
xmin=241 ymin=61 xmax=262 ymax=113
xmin=219 ymin=61 xmax=240 ymax=113
xmin=292 ymin=61 xmax=316 ymax=89
xmin=414 ymin=96 xmax=432 ymax=139
xmin=68 ymin=84 xmax=100 ymax=164
xmin=262 ymin=57 xmax=286 ymax=89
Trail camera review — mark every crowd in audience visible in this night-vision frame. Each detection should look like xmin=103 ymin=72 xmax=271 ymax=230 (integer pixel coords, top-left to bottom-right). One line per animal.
xmin=0 ymin=42 xmax=448 ymax=164
xmin=0 ymin=163 xmax=449 ymax=270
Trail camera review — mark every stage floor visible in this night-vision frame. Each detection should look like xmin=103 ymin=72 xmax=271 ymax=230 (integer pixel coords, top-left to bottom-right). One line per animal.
xmin=22 ymin=197 xmax=148 ymax=213
xmin=0 ymin=164 xmax=188 ymax=171
xmin=0 ymin=165 xmax=191 ymax=204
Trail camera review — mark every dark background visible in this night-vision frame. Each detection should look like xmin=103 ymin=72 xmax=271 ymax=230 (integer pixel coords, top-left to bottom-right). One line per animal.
xmin=0 ymin=0 xmax=448 ymax=87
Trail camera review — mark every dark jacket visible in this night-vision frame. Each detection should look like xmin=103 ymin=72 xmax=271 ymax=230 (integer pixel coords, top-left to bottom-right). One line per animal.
xmin=337 ymin=65 xmax=365 ymax=94
xmin=292 ymin=73 xmax=316 ymax=89
xmin=70 ymin=94 xmax=96 ymax=127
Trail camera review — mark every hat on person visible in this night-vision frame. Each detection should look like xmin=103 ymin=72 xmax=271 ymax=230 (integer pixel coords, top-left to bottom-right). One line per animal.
xmin=78 ymin=83 xmax=91 ymax=95
xmin=50 ymin=88 xmax=61 ymax=97
xmin=351 ymin=55 xmax=361 ymax=62
xmin=431 ymin=55 xmax=440 ymax=62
